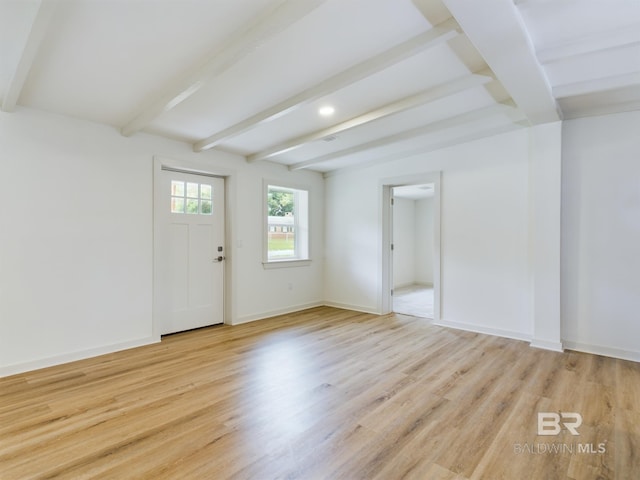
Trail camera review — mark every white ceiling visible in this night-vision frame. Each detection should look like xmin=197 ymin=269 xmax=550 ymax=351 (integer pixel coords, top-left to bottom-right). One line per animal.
xmin=516 ymin=0 xmax=640 ymax=119
xmin=1 ymin=0 xmax=638 ymax=175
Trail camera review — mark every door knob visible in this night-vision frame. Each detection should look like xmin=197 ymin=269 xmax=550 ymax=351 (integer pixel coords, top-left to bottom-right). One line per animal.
xmin=213 ymin=256 xmax=225 ymax=262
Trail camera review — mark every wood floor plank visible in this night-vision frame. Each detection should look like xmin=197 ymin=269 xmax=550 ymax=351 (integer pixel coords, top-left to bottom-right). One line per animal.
xmin=373 ymin=460 xmax=467 ymax=480
xmin=1 ymin=306 xmax=638 ymax=479
xmin=614 ymin=408 xmax=640 ymax=480
xmin=469 ymin=391 xmax=572 ymax=480
xmin=616 ymin=358 xmax=640 ymax=411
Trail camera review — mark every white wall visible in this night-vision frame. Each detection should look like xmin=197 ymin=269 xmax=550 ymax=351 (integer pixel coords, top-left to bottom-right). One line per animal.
xmin=415 ymin=197 xmax=434 ymax=285
xmin=392 ymin=197 xmax=416 ymax=288
xmin=561 ymin=111 xmax=640 ymax=361
xmin=4 ymin=107 xmax=638 ymax=375
xmin=324 ymin=114 xmax=638 ymax=361
xmin=392 ymin=196 xmax=434 ymax=288
xmin=325 ymin=129 xmax=532 ymax=339
xmin=529 ymin=122 xmax=562 ymax=352
xmin=0 ymin=108 xmax=324 ymax=376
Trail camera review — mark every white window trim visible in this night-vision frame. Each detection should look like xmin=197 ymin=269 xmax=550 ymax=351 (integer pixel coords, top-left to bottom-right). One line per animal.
xmin=263 ymin=180 xmax=311 ymax=268
xmin=263 ymin=259 xmax=312 ymax=269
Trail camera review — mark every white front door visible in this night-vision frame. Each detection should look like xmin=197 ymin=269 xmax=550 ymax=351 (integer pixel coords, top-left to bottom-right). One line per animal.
xmin=155 ymin=169 xmax=225 ymax=335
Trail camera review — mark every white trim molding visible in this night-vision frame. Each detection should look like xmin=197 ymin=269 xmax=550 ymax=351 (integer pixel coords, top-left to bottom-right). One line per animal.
xmin=322 ymin=302 xmax=381 ymax=316
xmin=563 ymin=341 xmax=640 ymax=363
xmin=530 ymin=339 xmax=564 ymax=353
xmin=434 ymin=319 xmax=532 ymax=343
xmin=232 ymin=302 xmax=324 ymax=325
xmin=0 ymin=336 xmax=160 ymax=379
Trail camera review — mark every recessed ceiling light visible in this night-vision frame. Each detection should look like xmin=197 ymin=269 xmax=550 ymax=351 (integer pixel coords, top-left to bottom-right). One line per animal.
xmin=318 ymin=106 xmax=335 ymax=117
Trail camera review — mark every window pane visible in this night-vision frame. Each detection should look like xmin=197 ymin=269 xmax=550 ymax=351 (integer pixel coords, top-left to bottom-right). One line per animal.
xmin=200 ymin=200 xmax=212 ymax=215
xmin=186 ymin=198 xmax=199 ymax=214
xmin=186 ymin=182 xmax=199 ymax=198
xmin=268 ymin=188 xmax=294 ymax=216
xmin=171 ymin=197 xmax=184 ymax=213
xmin=200 ymin=184 xmax=212 ymax=200
xmin=267 ymin=186 xmax=296 ymax=259
xmin=171 ymin=181 xmax=184 ymax=196
xmin=266 ymin=185 xmax=308 ymax=262
xmin=268 ymin=229 xmax=295 ymax=259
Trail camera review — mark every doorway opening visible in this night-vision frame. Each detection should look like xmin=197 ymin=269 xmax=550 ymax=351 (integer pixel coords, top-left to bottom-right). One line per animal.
xmin=381 ymin=173 xmax=441 ymax=321
xmin=392 ymin=184 xmax=435 ymax=318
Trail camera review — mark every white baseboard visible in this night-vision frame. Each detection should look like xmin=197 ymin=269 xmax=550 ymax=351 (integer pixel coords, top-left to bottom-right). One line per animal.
xmin=16 ymin=311 xmax=635 ymax=381
xmin=322 ymin=301 xmax=380 ymax=315
xmin=433 ymin=318 xmax=531 ymax=343
xmin=563 ymin=340 xmax=640 ymax=363
xmin=530 ymin=339 xmax=564 ymax=352
xmin=0 ymin=335 xmax=160 ymax=378
xmin=232 ymin=301 xmax=325 ymax=325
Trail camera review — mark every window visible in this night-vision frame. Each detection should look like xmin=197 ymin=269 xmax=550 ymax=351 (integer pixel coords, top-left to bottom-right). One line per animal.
xmin=171 ymin=181 xmax=212 ymax=215
xmin=266 ymin=184 xmax=309 ymax=264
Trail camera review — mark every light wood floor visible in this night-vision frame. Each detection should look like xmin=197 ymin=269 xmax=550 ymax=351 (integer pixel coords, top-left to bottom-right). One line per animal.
xmin=1 ymin=307 xmax=638 ymax=479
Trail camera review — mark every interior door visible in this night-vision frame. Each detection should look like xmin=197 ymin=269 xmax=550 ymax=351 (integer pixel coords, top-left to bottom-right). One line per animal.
xmin=156 ymin=169 xmax=225 ymax=334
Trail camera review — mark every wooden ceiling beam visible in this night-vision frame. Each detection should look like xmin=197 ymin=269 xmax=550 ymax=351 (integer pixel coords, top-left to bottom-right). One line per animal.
xmin=193 ymin=18 xmax=461 ymax=152
xmin=289 ymin=102 xmax=523 ymax=171
xmin=120 ymin=0 xmax=326 ymax=137
xmin=323 ymin=121 xmax=527 ymax=178
xmin=1 ymin=0 xmax=56 ymax=113
xmin=440 ymin=0 xmax=561 ymax=124
xmin=247 ymin=71 xmax=494 ymax=163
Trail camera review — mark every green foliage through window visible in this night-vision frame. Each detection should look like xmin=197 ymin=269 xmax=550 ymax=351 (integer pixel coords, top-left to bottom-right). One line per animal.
xmin=268 ymin=189 xmax=293 ymax=216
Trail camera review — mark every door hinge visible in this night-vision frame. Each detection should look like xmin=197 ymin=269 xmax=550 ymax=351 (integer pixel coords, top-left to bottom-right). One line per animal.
xmin=391 ymin=289 xmax=394 ymax=296
xmin=391 ymin=197 xmax=394 ymax=206
xmin=391 ymin=243 xmax=394 ymax=251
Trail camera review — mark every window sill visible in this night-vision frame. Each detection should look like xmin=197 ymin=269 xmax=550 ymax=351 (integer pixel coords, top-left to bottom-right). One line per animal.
xmin=262 ymin=259 xmax=312 ymax=269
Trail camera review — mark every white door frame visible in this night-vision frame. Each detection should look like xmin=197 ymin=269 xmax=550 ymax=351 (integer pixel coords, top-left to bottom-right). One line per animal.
xmin=152 ymin=156 xmax=236 ymax=338
xmin=380 ymin=172 xmax=442 ymax=320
